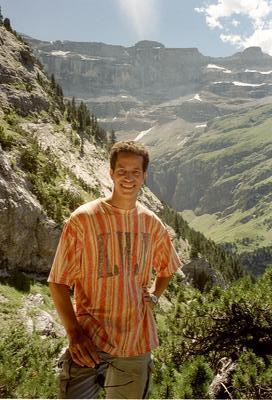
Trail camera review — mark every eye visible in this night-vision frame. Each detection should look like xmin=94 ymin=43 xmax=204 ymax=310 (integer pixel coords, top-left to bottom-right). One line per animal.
xmin=117 ymin=169 xmax=125 ymax=175
xmin=133 ymin=171 xmax=141 ymax=176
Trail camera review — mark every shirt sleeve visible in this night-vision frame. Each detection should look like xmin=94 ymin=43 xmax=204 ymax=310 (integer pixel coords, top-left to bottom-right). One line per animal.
xmin=47 ymin=216 xmax=83 ymax=287
xmin=153 ymin=222 xmax=183 ymax=277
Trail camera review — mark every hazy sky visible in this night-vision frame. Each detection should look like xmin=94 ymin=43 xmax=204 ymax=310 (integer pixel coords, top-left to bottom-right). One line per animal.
xmin=1 ymin=0 xmax=272 ymax=56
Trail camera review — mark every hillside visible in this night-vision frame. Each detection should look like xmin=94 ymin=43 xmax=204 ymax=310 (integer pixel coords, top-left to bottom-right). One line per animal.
xmin=143 ymin=104 xmax=272 ymax=274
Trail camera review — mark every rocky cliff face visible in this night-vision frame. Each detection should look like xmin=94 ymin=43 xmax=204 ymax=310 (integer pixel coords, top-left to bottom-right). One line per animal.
xmin=27 ymin=38 xmax=272 ymax=130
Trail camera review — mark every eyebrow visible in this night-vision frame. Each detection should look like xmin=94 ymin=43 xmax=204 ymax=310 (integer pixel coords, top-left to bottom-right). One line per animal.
xmin=116 ymin=166 xmax=142 ymax=171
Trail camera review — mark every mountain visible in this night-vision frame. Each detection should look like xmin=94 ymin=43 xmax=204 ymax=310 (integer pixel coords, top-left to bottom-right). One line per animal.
xmin=26 ymin=38 xmax=272 ymax=132
xmin=143 ymin=103 xmax=272 ymax=274
xmin=26 ymin=36 xmax=272 ymax=274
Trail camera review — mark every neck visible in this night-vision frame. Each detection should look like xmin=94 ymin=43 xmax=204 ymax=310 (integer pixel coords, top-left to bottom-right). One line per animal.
xmin=106 ymin=192 xmax=137 ymax=210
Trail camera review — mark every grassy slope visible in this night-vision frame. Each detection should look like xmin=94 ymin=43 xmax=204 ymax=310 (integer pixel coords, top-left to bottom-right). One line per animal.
xmin=173 ymin=104 xmax=272 ymax=252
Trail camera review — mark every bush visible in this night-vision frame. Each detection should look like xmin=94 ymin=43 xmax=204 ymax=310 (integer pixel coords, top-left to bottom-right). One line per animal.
xmin=0 ymin=126 xmax=15 ymax=150
xmin=20 ymin=144 xmax=39 ymax=174
xmin=3 ymin=272 xmax=33 ymax=292
xmin=3 ymin=112 xmax=20 ymax=127
xmin=232 ymin=351 xmax=272 ymax=398
xmin=0 ymin=325 xmax=63 ymax=398
xmin=174 ymin=357 xmax=213 ymax=399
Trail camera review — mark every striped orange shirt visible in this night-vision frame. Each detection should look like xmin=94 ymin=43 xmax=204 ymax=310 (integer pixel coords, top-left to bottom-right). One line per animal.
xmin=48 ymin=199 xmax=181 ymax=356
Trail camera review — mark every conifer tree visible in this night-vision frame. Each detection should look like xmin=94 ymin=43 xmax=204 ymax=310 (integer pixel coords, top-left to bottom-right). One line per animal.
xmin=3 ymin=17 xmax=12 ymax=31
xmin=108 ymin=129 xmax=117 ymax=149
xmin=71 ymin=97 xmax=76 ymax=119
xmin=50 ymin=74 xmax=56 ymax=89
xmin=0 ymin=6 xmax=3 ymax=24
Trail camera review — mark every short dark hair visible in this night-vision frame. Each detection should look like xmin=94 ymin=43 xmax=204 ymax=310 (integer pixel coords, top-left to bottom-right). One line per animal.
xmin=110 ymin=141 xmax=149 ymax=172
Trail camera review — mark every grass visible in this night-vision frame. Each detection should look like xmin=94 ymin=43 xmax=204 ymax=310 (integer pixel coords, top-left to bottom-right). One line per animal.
xmin=182 ymin=205 xmax=272 ymax=253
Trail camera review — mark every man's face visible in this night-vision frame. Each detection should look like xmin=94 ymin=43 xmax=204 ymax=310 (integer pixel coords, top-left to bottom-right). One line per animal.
xmin=110 ymin=152 xmax=146 ymax=200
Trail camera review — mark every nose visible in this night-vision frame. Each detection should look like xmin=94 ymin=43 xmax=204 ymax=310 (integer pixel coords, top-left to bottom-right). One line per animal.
xmin=124 ymin=171 xmax=134 ymax=181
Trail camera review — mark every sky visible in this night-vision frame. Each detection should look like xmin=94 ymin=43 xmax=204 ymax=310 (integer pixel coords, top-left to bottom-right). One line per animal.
xmin=1 ymin=0 xmax=272 ymax=57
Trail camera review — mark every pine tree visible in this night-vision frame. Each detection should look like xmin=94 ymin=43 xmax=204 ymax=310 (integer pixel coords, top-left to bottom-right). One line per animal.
xmin=174 ymin=214 xmax=181 ymax=238
xmin=108 ymin=129 xmax=117 ymax=149
xmin=3 ymin=17 xmax=12 ymax=31
xmin=0 ymin=6 xmax=3 ymax=24
xmin=50 ymin=74 xmax=56 ymax=89
xmin=71 ymin=97 xmax=76 ymax=119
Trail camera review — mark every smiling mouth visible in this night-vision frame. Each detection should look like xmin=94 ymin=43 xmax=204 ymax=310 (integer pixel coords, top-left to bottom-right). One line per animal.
xmin=121 ymin=184 xmax=135 ymax=189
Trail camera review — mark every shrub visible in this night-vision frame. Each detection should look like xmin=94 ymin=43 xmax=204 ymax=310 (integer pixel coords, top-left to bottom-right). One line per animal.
xmin=3 ymin=112 xmax=20 ymax=127
xmin=20 ymin=144 xmax=39 ymax=174
xmin=173 ymin=357 xmax=213 ymax=399
xmin=4 ymin=272 xmax=33 ymax=292
xmin=232 ymin=351 xmax=272 ymax=398
xmin=0 ymin=325 xmax=63 ymax=398
xmin=0 ymin=126 xmax=15 ymax=150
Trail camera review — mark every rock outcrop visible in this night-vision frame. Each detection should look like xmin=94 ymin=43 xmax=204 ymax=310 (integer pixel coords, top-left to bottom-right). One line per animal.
xmin=26 ymin=37 xmax=272 ymax=130
xmin=0 ymin=27 xmax=51 ymax=117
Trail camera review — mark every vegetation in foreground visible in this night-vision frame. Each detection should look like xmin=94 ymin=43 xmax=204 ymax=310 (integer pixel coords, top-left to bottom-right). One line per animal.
xmin=0 ymin=280 xmax=65 ymax=398
xmin=1 ymin=267 xmax=272 ymax=398
xmin=152 ymin=267 xmax=272 ymax=399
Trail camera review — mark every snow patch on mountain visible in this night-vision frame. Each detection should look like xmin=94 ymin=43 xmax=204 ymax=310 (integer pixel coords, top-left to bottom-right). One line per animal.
xmin=207 ymin=64 xmax=231 ymax=73
xmin=233 ymin=81 xmax=266 ymax=87
xmin=194 ymin=94 xmax=202 ymax=101
xmin=134 ymin=127 xmax=153 ymax=141
xmin=187 ymin=94 xmax=202 ymax=102
xmin=178 ymin=137 xmax=189 ymax=146
xmin=245 ymin=69 xmax=272 ymax=75
xmin=51 ymin=51 xmax=70 ymax=57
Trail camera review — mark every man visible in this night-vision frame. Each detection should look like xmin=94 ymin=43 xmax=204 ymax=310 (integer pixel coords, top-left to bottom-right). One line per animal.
xmin=48 ymin=140 xmax=182 ymax=399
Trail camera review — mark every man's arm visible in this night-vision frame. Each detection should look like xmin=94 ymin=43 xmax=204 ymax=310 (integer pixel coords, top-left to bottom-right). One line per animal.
xmin=143 ymin=275 xmax=172 ymax=308
xmin=49 ymin=282 xmax=100 ymax=367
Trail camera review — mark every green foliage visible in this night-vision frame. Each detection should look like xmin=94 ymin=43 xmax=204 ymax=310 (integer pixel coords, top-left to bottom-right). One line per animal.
xmin=66 ymin=99 xmax=108 ymax=146
xmin=153 ymin=267 xmax=272 ymax=398
xmin=0 ymin=6 xmax=3 ymax=24
xmin=151 ymin=362 xmax=176 ymax=399
xmin=108 ymin=129 xmax=117 ymax=150
xmin=0 ymin=125 xmax=15 ymax=150
xmin=49 ymin=73 xmax=65 ymax=114
xmin=151 ymin=354 xmax=213 ymax=399
xmin=173 ymin=357 xmax=213 ymax=399
xmin=232 ymin=351 xmax=272 ymax=398
xmin=19 ymin=138 xmax=87 ymax=223
xmin=3 ymin=17 xmax=12 ymax=32
xmin=161 ymin=203 xmax=245 ymax=285
xmin=176 ymin=272 xmax=272 ymax=361
xmin=20 ymin=138 xmax=40 ymax=173
xmin=0 ymin=325 xmax=62 ymax=398
xmin=3 ymin=111 xmax=20 ymax=127
xmin=0 ymin=272 xmax=33 ymax=293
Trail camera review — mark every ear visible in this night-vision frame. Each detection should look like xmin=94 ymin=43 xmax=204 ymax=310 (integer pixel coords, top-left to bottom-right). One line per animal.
xmin=110 ymin=168 xmax=114 ymax=180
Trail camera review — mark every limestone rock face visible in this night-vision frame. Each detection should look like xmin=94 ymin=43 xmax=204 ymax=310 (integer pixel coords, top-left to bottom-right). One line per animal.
xmin=0 ymin=27 xmax=51 ymax=116
xmin=27 ymin=36 xmax=272 ymax=130
xmin=0 ymin=152 xmax=60 ymax=276
xmin=29 ymin=39 xmax=206 ymax=101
